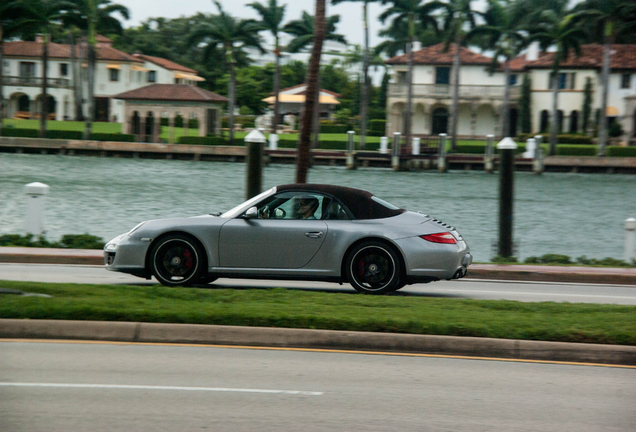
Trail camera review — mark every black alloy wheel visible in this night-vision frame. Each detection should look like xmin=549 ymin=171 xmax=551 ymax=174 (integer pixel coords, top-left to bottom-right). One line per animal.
xmin=346 ymin=241 xmax=401 ymax=294
xmin=150 ymin=235 xmax=205 ymax=287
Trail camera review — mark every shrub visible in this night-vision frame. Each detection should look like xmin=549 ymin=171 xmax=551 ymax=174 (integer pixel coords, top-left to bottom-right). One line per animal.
xmin=57 ymin=234 xmax=105 ymax=249
xmin=517 ymin=133 xmax=593 ymax=145
xmin=491 ymin=255 xmax=519 ymax=264
xmin=607 ymin=146 xmax=636 ymax=157
xmin=524 ymin=254 xmax=572 ymax=265
xmin=369 ymin=119 xmax=386 ymax=135
xmin=320 ymin=124 xmax=349 ymax=134
xmin=609 ymin=121 xmax=624 ymax=138
xmin=555 ymin=145 xmax=597 ymax=156
xmin=1 ymin=128 xmax=39 ymax=138
xmin=0 ymin=233 xmax=51 ymax=247
xmin=46 ymin=130 xmax=83 ymax=140
xmin=91 ymin=133 xmax=135 ymax=142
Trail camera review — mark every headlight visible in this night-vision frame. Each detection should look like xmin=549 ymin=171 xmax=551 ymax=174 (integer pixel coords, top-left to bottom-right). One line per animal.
xmin=128 ymin=221 xmax=146 ymax=236
xmin=105 ymin=243 xmax=118 ymax=252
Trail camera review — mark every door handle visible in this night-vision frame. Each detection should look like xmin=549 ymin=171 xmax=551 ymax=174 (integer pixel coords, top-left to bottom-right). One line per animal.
xmin=305 ymin=231 xmax=324 ymax=238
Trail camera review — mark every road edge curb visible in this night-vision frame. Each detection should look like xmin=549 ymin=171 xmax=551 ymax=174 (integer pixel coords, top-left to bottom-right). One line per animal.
xmin=1 ymin=319 xmax=634 ymax=366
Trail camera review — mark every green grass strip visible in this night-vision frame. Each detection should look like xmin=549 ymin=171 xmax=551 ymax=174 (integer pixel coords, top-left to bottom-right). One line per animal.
xmin=1 ymin=281 xmax=634 ymax=346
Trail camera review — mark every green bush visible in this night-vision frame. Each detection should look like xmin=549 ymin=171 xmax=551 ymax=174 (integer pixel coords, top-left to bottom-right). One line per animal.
xmin=91 ymin=133 xmax=134 ymax=142
xmin=609 ymin=121 xmax=624 ymax=138
xmin=607 ymin=146 xmax=636 ymax=157
xmin=517 ymin=133 xmax=593 ymax=145
xmin=369 ymin=119 xmax=386 ymax=135
xmin=46 ymin=130 xmax=83 ymax=140
xmin=57 ymin=234 xmax=105 ymax=249
xmin=1 ymin=128 xmax=39 ymax=138
xmin=555 ymin=145 xmax=597 ymax=156
xmin=524 ymin=254 xmax=572 ymax=265
xmin=320 ymin=124 xmax=349 ymax=134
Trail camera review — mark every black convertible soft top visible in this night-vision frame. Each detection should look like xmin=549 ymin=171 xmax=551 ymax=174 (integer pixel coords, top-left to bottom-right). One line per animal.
xmin=277 ymin=184 xmax=406 ymax=220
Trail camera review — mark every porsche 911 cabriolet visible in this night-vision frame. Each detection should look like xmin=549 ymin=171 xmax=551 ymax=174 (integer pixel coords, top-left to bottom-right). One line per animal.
xmin=104 ymin=184 xmax=472 ymax=294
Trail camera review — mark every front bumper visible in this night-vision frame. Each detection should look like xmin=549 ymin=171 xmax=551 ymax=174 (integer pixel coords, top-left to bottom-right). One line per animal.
xmin=103 ymin=233 xmax=152 ymax=277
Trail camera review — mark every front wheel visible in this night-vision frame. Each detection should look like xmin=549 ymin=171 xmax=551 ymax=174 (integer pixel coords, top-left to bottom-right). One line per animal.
xmin=345 ymin=241 xmax=402 ymax=294
xmin=150 ymin=235 xmax=205 ymax=287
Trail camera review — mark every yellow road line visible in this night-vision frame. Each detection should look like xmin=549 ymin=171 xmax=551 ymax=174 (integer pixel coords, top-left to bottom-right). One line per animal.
xmin=2 ymin=338 xmax=635 ymax=369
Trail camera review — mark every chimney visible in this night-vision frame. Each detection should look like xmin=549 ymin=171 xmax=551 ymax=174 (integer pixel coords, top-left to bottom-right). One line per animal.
xmin=35 ymin=34 xmax=49 ymax=43
xmin=526 ymin=42 xmax=540 ymax=62
xmin=412 ymin=41 xmax=422 ymax=52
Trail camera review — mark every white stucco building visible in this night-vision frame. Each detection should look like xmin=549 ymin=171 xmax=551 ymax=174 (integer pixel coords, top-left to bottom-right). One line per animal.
xmin=385 ymin=43 xmax=636 ymax=142
xmin=2 ymin=35 xmax=205 ymax=124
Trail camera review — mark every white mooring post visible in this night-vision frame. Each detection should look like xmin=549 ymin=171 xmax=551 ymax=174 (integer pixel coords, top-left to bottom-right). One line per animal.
xmin=438 ymin=133 xmax=447 ymax=173
xmin=268 ymin=133 xmax=278 ymax=150
xmin=484 ymin=134 xmax=494 ymax=174
xmin=25 ymin=182 xmax=50 ymax=236
xmin=245 ymin=129 xmax=266 ymax=200
xmin=625 ymin=218 xmax=636 ymax=263
xmin=412 ymin=137 xmax=420 ymax=155
xmin=380 ymin=136 xmax=388 ymax=154
xmin=392 ymin=132 xmax=401 ymax=171
xmin=346 ymin=130 xmax=356 ymax=170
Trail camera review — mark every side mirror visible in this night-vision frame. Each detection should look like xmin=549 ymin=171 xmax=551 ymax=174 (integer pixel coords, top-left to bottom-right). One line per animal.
xmin=244 ymin=206 xmax=258 ymax=219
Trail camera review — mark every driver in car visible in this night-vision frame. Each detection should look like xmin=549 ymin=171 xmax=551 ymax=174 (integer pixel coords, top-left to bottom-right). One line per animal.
xmin=294 ymin=197 xmax=319 ymax=219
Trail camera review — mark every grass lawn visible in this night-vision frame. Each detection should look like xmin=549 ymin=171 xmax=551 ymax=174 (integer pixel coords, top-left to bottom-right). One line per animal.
xmin=1 ymin=280 xmax=634 ymax=346
xmin=3 ymin=119 xmax=121 ymax=134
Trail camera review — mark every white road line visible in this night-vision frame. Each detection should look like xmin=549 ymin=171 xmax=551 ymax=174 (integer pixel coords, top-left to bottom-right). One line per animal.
xmin=0 ymin=382 xmax=323 ymax=396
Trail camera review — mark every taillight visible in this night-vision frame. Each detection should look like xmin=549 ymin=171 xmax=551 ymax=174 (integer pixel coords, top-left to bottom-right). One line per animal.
xmin=420 ymin=232 xmax=457 ymax=244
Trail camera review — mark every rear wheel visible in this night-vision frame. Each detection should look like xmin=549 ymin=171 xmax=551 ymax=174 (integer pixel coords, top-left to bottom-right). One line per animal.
xmin=150 ymin=235 xmax=205 ymax=287
xmin=346 ymin=241 xmax=402 ymax=294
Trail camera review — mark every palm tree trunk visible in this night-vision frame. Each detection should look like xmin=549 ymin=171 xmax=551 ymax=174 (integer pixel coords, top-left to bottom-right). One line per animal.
xmin=549 ymin=65 xmax=559 ymax=156
xmin=597 ymin=36 xmax=610 ymax=156
xmin=272 ymin=37 xmax=281 ymax=135
xmin=404 ymin=20 xmax=413 ymax=149
xmin=69 ymin=32 xmax=82 ymax=121
xmin=311 ymin=71 xmax=321 ymax=150
xmin=85 ymin=43 xmax=95 ymax=139
xmin=0 ymin=25 xmax=4 ymax=136
xmin=40 ymin=35 xmax=49 ymax=139
xmin=450 ymin=39 xmax=461 ymax=151
xmin=501 ymin=56 xmax=511 ymax=138
xmin=228 ymin=61 xmax=236 ymax=146
xmin=359 ymin=0 xmax=370 ymax=150
xmin=296 ymin=0 xmax=325 ymax=184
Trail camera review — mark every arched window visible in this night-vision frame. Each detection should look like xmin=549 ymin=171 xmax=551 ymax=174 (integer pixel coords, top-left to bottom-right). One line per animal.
xmin=540 ymin=110 xmax=549 ymax=133
xmin=18 ymin=94 xmax=30 ymax=112
xmin=431 ymin=107 xmax=449 ymax=135
xmin=570 ymin=111 xmax=579 ymax=134
xmin=557 ymin=110 xmax=564 ymax=133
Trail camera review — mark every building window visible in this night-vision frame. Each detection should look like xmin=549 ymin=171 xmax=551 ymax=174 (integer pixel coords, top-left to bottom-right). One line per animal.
xmin=550 ymin=72 xmax=575 ymax=90
xmin=19 ymin=62 xmax=36 ymax=77
xmin=435 ymin=67 xmax=450 ymax=85
xmin=148 ymin=70 xmax=156 ymax=83
xmin=509 ymin=74 xmax=518 ymax=86
xmin=60 ymin=63 xmax=68 ymax=76
xmin=109 ymin=69 xmax=119 ymax=82
xmin=621 ymin=73 xmax=631 ymax=89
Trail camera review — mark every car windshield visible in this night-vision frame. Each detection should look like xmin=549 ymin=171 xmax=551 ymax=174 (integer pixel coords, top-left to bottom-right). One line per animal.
xmin=220 ymin=187 xmax=276 ymax=219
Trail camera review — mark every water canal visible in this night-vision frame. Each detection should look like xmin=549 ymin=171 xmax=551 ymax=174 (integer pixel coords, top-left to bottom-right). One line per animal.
xmin=1 ymin=153 xmax=635 ymax=262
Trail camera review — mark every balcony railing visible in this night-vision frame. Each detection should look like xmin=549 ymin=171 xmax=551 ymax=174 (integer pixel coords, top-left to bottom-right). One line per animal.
xmin=4 ymin=76 xmax=72 ymax=89
xmin=389 ymin=83 xmax=520 ymax=100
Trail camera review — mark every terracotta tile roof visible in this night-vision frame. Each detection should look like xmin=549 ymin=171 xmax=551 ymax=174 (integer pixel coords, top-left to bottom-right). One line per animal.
xmin=3 ymin=41 xmax=143 ymax=63
xmin=524 ymin=44 xmax=636 ymax=71
xmin=132 ymin=54 xmax=197 ymax=73
xmin=113 ymin=84 xmax=228 ymax=103
xmin=507 ymin=55 xmax=527 ymax=72
xmin=385 ymin=43 xmax=493 ymax=66
xmin=270 ymin=83 xmax=342 ymax=98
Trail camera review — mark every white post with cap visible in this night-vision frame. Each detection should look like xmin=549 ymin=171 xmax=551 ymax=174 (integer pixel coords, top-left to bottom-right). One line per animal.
xmin=625 ymin=218 xmax=636 ymax=263
xmin=24 ymin=182 xmax=50 ymax=236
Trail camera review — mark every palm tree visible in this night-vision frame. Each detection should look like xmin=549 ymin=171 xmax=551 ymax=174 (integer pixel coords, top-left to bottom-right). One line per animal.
xmin=528 ymin=1 xmax=590 ymax=155
xmin=62 ymin=0 xmax=129 ymax=138
xmin=283 ymin=10 xmax=346 ymax=150
xmin=430 ymin=0 xmax=480 ymax=151
xmin=379 ymin=0 xmax=441 ymax=148
xmin=467 ymin=0 xmax=529 ymax=138
xmin=574 ymin=0 xmax=636 ymax=156
xmin=330 ymin=0 xmax=380 ymax=149
xmin=24 ymin=0 xmax=72 ymax=138
xmin=0 ymin=0 xmax=30 ymax=135
xmin=189 ymin=1 xmax=264 ymax=146
xmin=248 ymin=0 xmax=286 ymax=135
xmin=296 ymin=0 xmax=326 ymax=184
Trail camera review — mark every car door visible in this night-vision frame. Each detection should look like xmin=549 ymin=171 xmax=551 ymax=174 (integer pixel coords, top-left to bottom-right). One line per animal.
xmin=218 ymin=192 xmax=329 ymax=269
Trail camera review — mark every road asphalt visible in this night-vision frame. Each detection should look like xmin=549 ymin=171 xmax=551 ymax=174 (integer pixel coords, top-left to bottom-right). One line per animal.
xmin=1 ymin=246 xmax=635 ymax=366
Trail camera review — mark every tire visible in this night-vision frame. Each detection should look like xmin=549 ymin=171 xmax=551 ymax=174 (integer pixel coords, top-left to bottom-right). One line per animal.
xmin=150 ymin=234 xmax=206 ymax=287
xmin=346 ymin=241 xmax=402 ymax=294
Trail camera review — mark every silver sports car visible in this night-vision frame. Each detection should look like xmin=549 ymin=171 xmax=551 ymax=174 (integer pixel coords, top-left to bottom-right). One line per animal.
xmin=104 ymin=184 xmax=472 ymax=294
